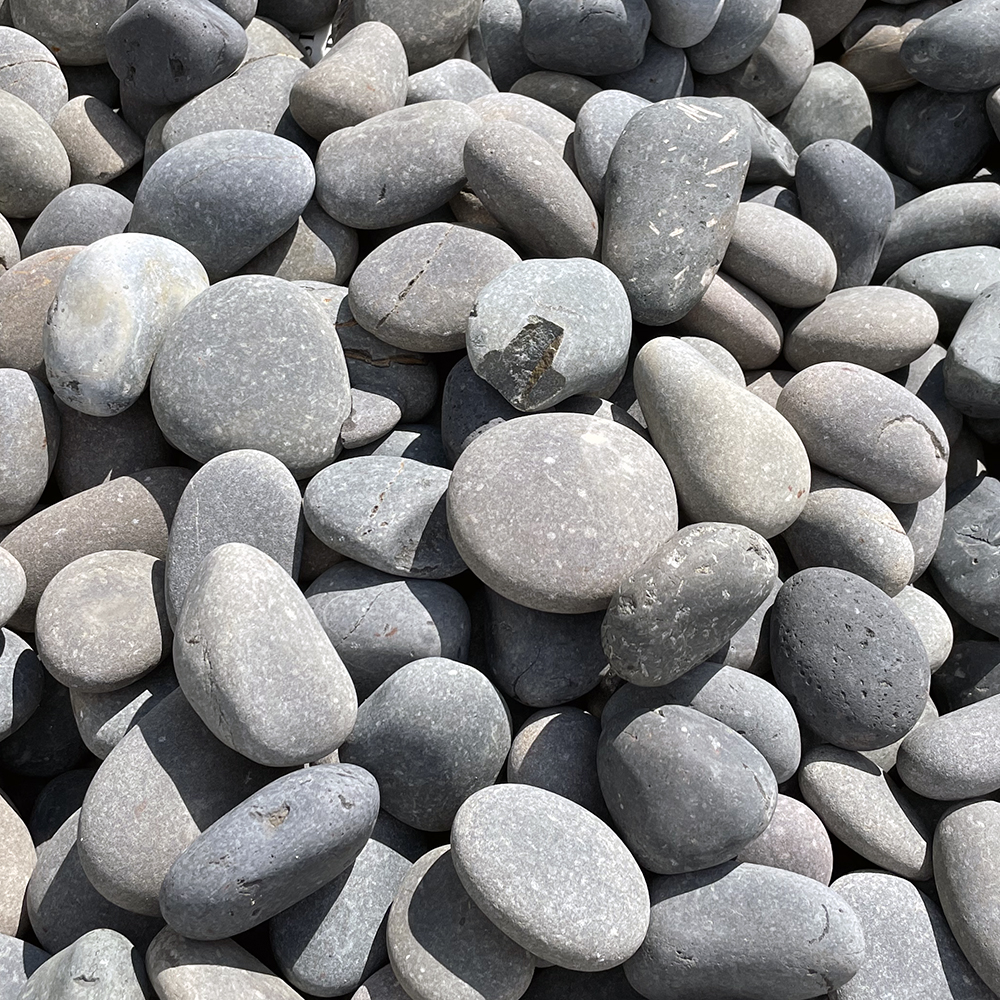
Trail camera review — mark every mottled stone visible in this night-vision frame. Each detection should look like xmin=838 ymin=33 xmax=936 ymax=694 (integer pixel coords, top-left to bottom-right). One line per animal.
xmin=894 ymin=585 xmax=953 ymax=671
xmin=736 ymin=794 xmax=833 ymax=884
xmin=686 ymin=0 xmax=781 ymax=74
xmin=0 ymin=89 xmax=70 ymax=218
xmin=353 ymin=0 xmax=480 ymax=72
xmin=0 ymin=933 xmax=47 ymax=998
xmin=900 ymin=0 xmax=1000 ymax=92
xmin=772 ymin=62 xmax=872 ymax=154
xmin=946 ymin=281 xmax=1000 ymax=418
xmin=411 ymin=59 xmax=498 ymax=105
xmin=51 ymin=96 xmax=142 ymax=185
xmin=0 ymin=26 xmax=67 ymax=122
xmin=509 ymin=71 xmax=599 ymax=119
xmin=595 ymin=36 xmax=692 ymax=102
xmin=20 ymin=184 xmax=132 ymax=258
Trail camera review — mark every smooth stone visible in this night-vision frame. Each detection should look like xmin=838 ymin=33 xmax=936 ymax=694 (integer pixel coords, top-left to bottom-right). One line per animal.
xmin=78 ymin=687 xmax=280 ymax=916
xmin=62 ymin=61 xmax=121 ymax=108
xmin=799 ymin=744 xmax=932 ymax=880
xmin=451 ymin=783 xmax=649 ymax=970
xmin=736 ymin=794 xmax=833 ymax=884
xmin=0 ymin=89 xmax=70 ymax=218
xmin=886 ymin=246 xmax=1000 ymax=336
xmin=304 ymin=456 xmax=464 ymax=579
xmin=900 ymin=0 xmax=1000 ymax=92
xmin=51 ymin=96 xmax=143 ymax=185
xmin=290 ymin=22 xmax=407 ymax=140
xmin=508 ymin=71 xmax=599 ymax=119
xmin=483 ymin=587 xmax=607 ymax=706
xmin=723 ymin=201 xmax=837 ymax=307
xmin=894 ymin=585 xmax=954 ymax=671
xmin=741 ymin=181 xmax=800 ymax=212
xmin=683 ymin=337 xmax=743 ymax=383
xmin=772 ymin=62 xmax=872 ymax=153
xmin=440 ymin=354 xmax=522 ymax=463
xmin=0 ymin=369 xmax=59 ymax=525
xmin=602 ymin=98 xmax=750 ymax=325
xmin=786 ymin=286 xmax=938 ymax=372
xmin=348 ymin=222 xmax=520 ymax=353
xmin=694 ymin=13 xmax=813 ymax=117
xmin=340 ymin=657 xmax=510 ymax=831
xmin=709 ymin=97 xmax=798 ymax=185
xmin=27 ymin=768 xmax=96 ymax=844
xmin=595 ymin=37 xmax=692 ymax=102
xmin=0 ymin=550 xmax=25 ymax=627
xmin=599 ymin=703 xmax=777 ymax=873
xmin=0 ymin=933 xmax=47 ymax=998
xmin=831 ymin=870 xmax=997 ymax=1000
xmin=946 ymin=280 xmax=1000 ymax=418
xmin=890 ymin=341 xmax=963 ymax=447
xmin=467 ymin=257 xmax=630 ymax=411
xmin=687 ymin=0 xmax=781 ymax=74
xmin=0 ymin=794 xmax=33 ymax=935
xmin=175 ymin=542 xmax=356 ymax=766
xmin=782 ymin=471 xmax=915 ymax=596
xmin=352 ymin=424 xmax=448 ymax=466
xmin=522 ymin=0 xmax=648 ymax=76
xmin=0 ymin=247 xmax=82 ymax=379
xmin=573 ymin=89 xmax=651 ymax=211
xmin=255 ymin=0 xmax=336 ymax=31
xmin=520 ymin=966 xmax=644 ymax=1000
xmin=711 ymin=579 xmax=778 ymax=675
xmin=0 ymin=217 xmax=17 ymax=272
xmin=340 ymin=390 xmax=400 ymax=448
xmin=270 ymin=811 xmax=428 ymax=997
xmin=469 ymin=92 xmax=575 ymax=163
xmin=150 ymin=275 xmax=351 ymax=477
xmin=410 ymin=59 xmax=497 ymax=105
xmin=146 ymin=927 xmax=304 ymax=999
xmin=0 ymin=26 xmax=67 ymax=122
xmin=840 ymin=21 xmax=920 ymax=94
xmin=777 ymin=362 xmax=949 ymax=504
xmin=770 ymin=567 xmax=931 ymax=750
xmin=18 ymin=929 xmax=150 ymax=1000
xmin=131 ymin=130 xmax=315 ymax=280
xmin=602 ymin=661 xmax=801 ymax=783
xmin=106 ymin=0 xmax=247 ymax=105
xmin=858 ymin=692 xmax=939 ymax=772
xmin=353 ymin=0 xmax=479 ymax=72
xmin=891 ymin=480 xmax=947 ymax=584
xmin=625 ymin=862 xmax=866 ymax=999
xmin=602 ymin=523 xmax=777 ymax=687
xmin=71 ymin=663 xmax=178 ymax=759
xmin=448 ymin=412 xmax=679 ymax=613
xmin=316 ymin=101 xmax=480 ymax=230
xmin=386 ymin=845 xmax=535 ymax=1000
xmin=934 ymin=639 xmax=1000 ymax=709
xmin=20 ymin=184 xmax=132 ymax=259
xmin=477 ymin=0 xmax=536 ymax=92
xmin=464 ymin=119 xmax=599 ymax=259
xmin=931 ymin=475 xmax=1000 ymax=635
xmin=164 ymin=449 xmax=303 ymax=625
xmin=306 ymin=561 xmax=470 ymax=701
xmin=885 ymin=86 xmax=993 ymax=189
xmin=744 ymin=368 xmax=795 ymax=406
xmin=780 ymin=0 xmax=867 ymax=48
xmin=634 ymin=337 xmax=810 ymax=538
xmin=647 ymin=0 xmax=722 ymax=46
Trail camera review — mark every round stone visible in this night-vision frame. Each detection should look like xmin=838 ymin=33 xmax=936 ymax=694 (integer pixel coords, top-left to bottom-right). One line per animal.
xmin=893 ymin=585 xmax=953 ymax=672
xmin=0 ymin=793 xmax=34 ymax=936
xmin=771 ymin=62 xmax=872 ymax=153
xmin=736 ymin=794 xmax=833 ymax=885
xmin=19 ymin=183 xmax=132 ymax=258
xmin=0 ymin=26 xmax=67 ymax=122
xmin=946 ymin=281 xmax=1000 ymax=419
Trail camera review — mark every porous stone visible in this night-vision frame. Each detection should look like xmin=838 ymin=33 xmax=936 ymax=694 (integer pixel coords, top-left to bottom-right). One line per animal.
xmin=946 ymin=281 xmax=1000 ymax=418
xmin=447 ymin=412 xmax=679 ymax=613
xmin=736 ymin=794 xmax=833 ymax=885
xmin=0 ymin=89 xmax=70 ymax=218
xmin=900 ymin=0 xmax=1000 ymax=92
xmin=771 ymin=62 xmax=872 ymax=152
xmin=893 ymin=585 xmax=953 ymax=671
xmin=19 ymin=184 xmax=132 ymax=258
xmin=686 ymin=0 xmax=781 ymax=74
xmin=0 ymin=26 xmax=67 ymax=122
xmin=411 ymin=59 xmax=498 ymax=105
xmin=51 ymin=96 xmax=143 ymax=184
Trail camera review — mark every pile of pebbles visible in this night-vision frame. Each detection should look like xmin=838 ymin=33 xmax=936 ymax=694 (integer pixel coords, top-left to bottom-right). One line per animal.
xmin=0 ymin=0 xmax=999 ymax=997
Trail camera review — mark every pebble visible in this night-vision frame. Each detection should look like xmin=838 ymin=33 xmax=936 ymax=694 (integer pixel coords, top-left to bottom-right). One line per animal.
xmin=0 ymin=89 xmax=70 ymax=218
xmin=771 ymin=568 xmax=931 ymax=750
xmin=51 ymin=96 xmax=143 ymax=185
xmin=150 ymin=275 xmax=351 ymax=477
xmin=595 ymin=37 xmax=693 ymax=102
xmin=451 ymin=783 xmax=649 ymax=970
xmin=470 ymin=92 xmax=576 ymax=162
xmin=772 ymin=62 xmax=873 ymax=153
xmin=0 ymin=26 xmax=66 ymax=123
xmin=0 ymin=550 xmax=25 ymax=628
xmin=625 ymin=862 xmax=866 ymax=1000
xmin=712 ymin=579 xmax=779 ymax=674
xmin=339 ymin=657 xmax=510 ymax=831
xmin=348 ymin=222 xmax=520 ymax=353
xmin=0 ymin=793 xmax=33 ymax=935
xmin=599 ymin=703 xmax=778 ymax=873
xmin=508 ymin=71 xmax=599 ymax=119
xmin=0 ymin=217 xmax=18 ymax=273
xmin=306 ymin=561 xmax=470 ymax=700
xmin=0 ymin=933 xmax=47 ymax=999
xmin=28 ymin=769 xmax=93 ymax=846
xmin=440 ymin=355 xmax=522 ymax=462
xmin=633 ymin=337 xmax=810 ymax=538
xmin=900 ymin=0 xmax=1000 ymax=92
xmin=411 ymin=59 xmax=498 ymax=105
xmin=477 ymin=0 xmax=536 ymax=92
xmin=893 ymin=584 xmax=954 ymax=671
xmin=647 ymin=0 xmax=723 ymax=47
xmin=946 ymin=281 xmax=1000 ymax=418
xmin=19 ymin=184 xmax=132 ymax=258
xmin=386 ymin=845 xmax=535 ymax=1000
xmin=686 ymin=0 xmax=781 ymax=74
xmin=736 ymin=794 xmax=834 ymax=885
xmin=448 ymin=412 xmax=678 ymax=613
xmin=602 ymin=98 xmax=750 ymax=325
xmin=467 ymin=257 xmax=631 ymax=411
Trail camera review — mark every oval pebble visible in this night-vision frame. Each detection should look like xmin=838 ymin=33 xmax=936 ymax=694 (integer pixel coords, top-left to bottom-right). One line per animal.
xmin=0 ymin=549 xmax=26 ymax=629
xmin=946 ymin=281 xmax=1000 ymax=419
xmin=0 ymin=89 xmax=70 ymax=218
xmin=900 ymin=0 xmax=1000 ymax=92
xmin=771 ymin=62 xmax=872 ymax=153
xmin=686 ymin=0 xmax=781 ymax=74
xmin=736 ymin=794 xmax=833 ymax=885
xmin=0 ymin=26 xmax=67 ymax=123
xmin=19 ymin=184 xmax=132 ymax=258
xmin=51 ymin=95 xmax=143 ymax=185
xmin=893 ymin=584 xmax=953 ymax=672
xmin=411 ymin=59 xmax=498 ymax=105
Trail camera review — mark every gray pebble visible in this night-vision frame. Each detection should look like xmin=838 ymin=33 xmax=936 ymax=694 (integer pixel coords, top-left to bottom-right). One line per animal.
xmin=509 ymin=71 xmax=601 ymax=120
xmin=736 ymin=794 xmax=833 ymax=885
xmin=440 ymin=355 xmax=522 ymax=463
xmin=686 ymin=0 xmax=781 ymax=74
xmin=900 ymin=0 xmax=1000 ymax=92
xmin=595 ymin=37 xmax=692 ymax=102
xmin=8 ymin=0 xmax=128 ymax=66
xmin=51 ymin=96 xmax=143 ymax=185
xmin=62 ymin=62 xmax=121 ymax=109
xmin=409 ymin=59 xmax=497 ymax=105
xmin=0 ymin=216 xmax=17 ymax=272
xmin=740 ymin=181 xmax=800 ymax=212
xmin=0 ymin=629 xmax=44 ymax=742
xmin=478 ymin=0 xmax=537 ymax=92
xmin=771 ymin=62 xmax=872 ymax=153
xmin=858 ymin=693 xmax=939 ymax=774
xmin=0 ymin=89 xmax=70 ymax=218
xmin=890 ymin=341 xmax=963 ymax=448
xmin=712 ymin=578 xmax=778 ymax=674
xmin=350 ymin=964 xmax=412 ymax=1000
xmin=0 ymin=792 xmax=33 ymax=936
xmin=892 ymin=482 xmax=949 ymax=581
xmin=0 ymin=932 xmax=47 ymax=998
xmin=340 ymin=390 xmax=403 ymax=449
xmin=0 ymin=26 xmax=67 ymax=122
xmin=647 ymin=0 xmax=723 ymax=47
xmin=340 ymin=657 xmax=510 ymax=831
xmin=470 ymin=92 xmax=575 ymax=162
xmin=352 ymin=424 xmax=448 ymax=467
xmin=893 ymin=585 xmax=953 ymax=672
xmin=744 ymin=368 xmax=796 ymax=406
xmin=946 ymin=280 xmax=1000 ymax=418
xmin=710 ymin=96 xmax=798 ymax=185
xmin=0 ymin=549 xmax=25 ymax=627
xmin=448 ymin=412 xmax=679 ymax=613
xmin=20 ymin=184 xmax=132 ymax=258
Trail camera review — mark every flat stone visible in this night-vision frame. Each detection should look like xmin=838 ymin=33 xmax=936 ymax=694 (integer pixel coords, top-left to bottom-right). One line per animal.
xmin=831 ymin=870 xmax=997 ymax=1000
xmin=900 ymin=0 xmax=1000 ymax=92
xmin=770 ymin=567 xmax=931 ymax=750
xmin=508 ymin=71 xmax=600 ymax=119
xmin=686 ymin=0 xmax=781 ymax=73
xmin=772 ymin=62 xmax=872 ymax=153
xmin=270 ymin=811 xmax=429 ymax=997
xmin=0 ymin=932 xmax=47 ymax=998
xmin=602 ymin=98 xmax=750 ymax=325
xmin=467 ymin=258 xmax=630 ymax=411
xmin=934 ymin=799 xmax=1000 ymax=995
xmin=595 ymin=37 xmax=692 ymax=102
xmin=0 ymin=89 xmax=70 ymax=218
xmin=175 ymin=542 xmax=356 ymax=766
xmin=0 ymin=26 xmax=67 ymax=122
xmin=448 ymin=412 xmax=679 ymax=613
xmin=150 ymin=275 xmax=351 ymax=477
xmin=736 ymin=794 xmax=833 ymax=884
xmin=315 ymin=101 xmax=480 ymax=230
xmin=340 ymin=657 xmax=510 ymax=831
xmin=20 ymin=184 xmax=132 ymax=258
xmin=634 ymin=337 xmax=810 ymax=537
xmin=599 ymin=703 xmax=777 ymax=873
xmin=8 ymin=0 xmax=129 ymax=66
xmin=51 ymin=96 xmax=142 ymax=184
xmin=131 ymin=130 xmax=315 ymax=280
xmin=164 ymin=449 xmax=303 ymax=625
xmin=894 ymin=585 xmax=953 ymax=671
xmin=946 ymin=280 xmax=1000 ymax=418
xmin=349 ymin=222 xmax=520 ymax=353
xmin=625 ymin=862 xmax=866 ymax=1000
xmin=387 ymin=845 xmax=535 ymax=1000
xmin=451 ymin=783 xmax=649 ymax=970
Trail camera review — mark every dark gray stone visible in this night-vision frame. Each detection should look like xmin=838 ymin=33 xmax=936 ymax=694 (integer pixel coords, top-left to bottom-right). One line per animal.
xmin=595 ymin=37 xmax=692 ymax=102
xmin=348 ymin=222 xmax=520 ymax=353
xmin=624 ymin=862 xmax=866 ymax=1000
xmin=736 ymin=794 xmax=833 ymax=885
xmin=945 ymin=280 xmax=1000 ymax=418
xmin=0 ymin=628 xmax=42 ymax=740
xmin=306 ymin=561 xmax=470 ymax=700
xmin=130 ymin=130 xmax=315 ymax=280
xmin=0 ymin=88 xmax=69 ymax=218
xmin=451 ymin=783 xmax=649 ymax=970
xmin=602 ymin=98 xmax=750 ymax=325
xmin=509 ymin=70 xmax=601 ymax=119
xmin=8 ymin=0 xmax=128 ymax=64
xmin=165 ymin=449 xmax=303 ymax=625
xmin=900 ymin=0 xmax=1000 ymax=92
xmin=448 ymin=412 xmax=679 ymax=613
xmin=61 ymin=60 xmax=122 ymax=112
xmin=686 ymin=0 xmax=780 ymax=74
xmin=740 ymin=181 xmax=800 ymax=212
xmin=409 ymin=59 xmax=497 ymax=105
xmin=440 ymin=355 xmax=522 ymax=464
xmin=0 ymin=369 xmax=59 ymax=525
xmin=889 ymin=341 xmax=964 ymax=448
xmin=0 ymin=932 xmax=47 ymax=999
xmin=710 ymin=97 xmax=798 ymax=185
xmin=598 ymin=703 xmax=777 ymax=873
xmin=934 ymin=639 xmax=1000 ymax=710
xmin=315 ymin=101 xmax=480 ymax=230
xmin=647 ymin=0 xmax=722 ymax=47
xmin=106 ymin=0 xmax=246 ymax=105
xmin=51 ymin=96 xmax=143 ymax=185
xmin=255 ymin=0 xmax=336 ymax=32
xmin=352 ymin=424 xmax=448 ymax=466
xmin=150 ymin=275 xmax=351 ymax=477
xmin=770 ymin=567 xmax=931 ymax=750
xmin=0 ymin=26 xmax=67 ymax=122
xmin=522 ymin=966 xmax=644 ymax=1000
xmin=478 ymin=0 xmax=536 ymax=92
xmin=771 ymin=62 xmax=872 ymax=153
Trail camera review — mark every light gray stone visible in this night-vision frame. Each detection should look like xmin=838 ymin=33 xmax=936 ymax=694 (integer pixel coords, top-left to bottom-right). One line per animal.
xmin=0 ymin=26 xmax=67 ymax=122
xmin=736 ymin=794 xmax=833 ymax=885
xmin=0 ymin=369 xmax=59 ymax=525
xmin=19 ymin=184 xmax=132 ymax=258
xmin=0 ymin=89 xmax=70 ymax=219
xmin=894 ymin=585 xmax=953 ymax=671
xmin=0 ymin=549 xmax=25 ymax=627
xmin=51 ymin=96 xmax=143 ymax=184
xmin=0 ymin=932 xmax=47 ymax=998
